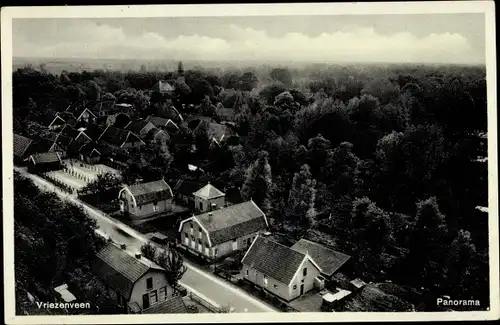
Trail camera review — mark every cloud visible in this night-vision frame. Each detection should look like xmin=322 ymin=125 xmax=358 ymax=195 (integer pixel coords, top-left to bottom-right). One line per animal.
xmin=13 ymin=20 xmax=483 ymax=64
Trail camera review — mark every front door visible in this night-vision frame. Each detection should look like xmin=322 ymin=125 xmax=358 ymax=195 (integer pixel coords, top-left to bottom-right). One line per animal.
xmin=300 ymin=284 xmax=304 ymax=295
xmin=142 ymin=293 xmax=150 ymax=309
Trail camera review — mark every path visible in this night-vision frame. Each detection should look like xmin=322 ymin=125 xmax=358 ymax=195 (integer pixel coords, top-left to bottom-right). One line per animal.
xmin=14 ymin=167 xmax=278 ymax=313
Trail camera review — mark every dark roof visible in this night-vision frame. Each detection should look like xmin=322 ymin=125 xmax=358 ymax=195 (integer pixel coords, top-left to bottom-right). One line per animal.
xmin=14 ymin=134 xmax=34 ymax=158
xmin=46 ymin=114 xmax=67 ymax=128
xmin=148 ymin=128 xmax=171 ymax=142
xmin=79 ymin=143 xmax=101 ymax=157
xmin=142 ymin=296 xmax=188 ymax=314
xmin=291 ymin=239 xmax=351 ymax=277
xmin=29 ymin=152 xmax=61 ymax=165
xmin=126 ymin=180 xmax=173 ymax=205
xmin=194 ymin=120 xmax=236 ymax=142
xmin=99 ymin=126 xmax=143 ymax=147
xmin=174 ymin=180 xmax=202 ymax=197
xmin=93 ymin=100 xmax=117 ymax=113
xmin=125 ymin=120 xmax=153 ymax=135
xmin=146 ymin=116 xmax=170 ymax=128
xmin=81 ymin=124 xmax=106 ymax=141
xmin=242 ymin=236 xmax=307 ymax=284
xmin=194 ymin=200 xmax=267 ymax=245
xmin=55 ymin=134 xmax=75 ymax=148
xmin=91 ymin=243 xmax=157 ymax=298
xmin=59 ymin=125 xmax=80 ymax=139
xmin=216 ymin=107 xmax=236 ymax=121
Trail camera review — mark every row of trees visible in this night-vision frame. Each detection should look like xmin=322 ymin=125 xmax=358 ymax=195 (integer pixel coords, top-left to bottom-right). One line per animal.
xmin=14 ymin=172 xmax=118 ymax=314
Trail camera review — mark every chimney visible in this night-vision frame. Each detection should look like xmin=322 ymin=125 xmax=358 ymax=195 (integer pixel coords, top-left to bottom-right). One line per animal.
xmin=135 ymin=253 xmax=142 ymax=259
xmin=208 ymin=212 xmax=213 ymax=222
xmin=120 ymin=244 xmax=127 ymax=250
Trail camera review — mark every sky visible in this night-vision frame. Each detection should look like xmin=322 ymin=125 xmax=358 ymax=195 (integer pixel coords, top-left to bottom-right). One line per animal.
xmin=12 ymin=14 xmax=486 ymax=64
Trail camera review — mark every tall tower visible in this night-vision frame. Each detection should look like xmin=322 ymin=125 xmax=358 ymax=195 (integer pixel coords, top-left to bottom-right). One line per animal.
xmin=177 ymin=61 xmax=184 ymax=76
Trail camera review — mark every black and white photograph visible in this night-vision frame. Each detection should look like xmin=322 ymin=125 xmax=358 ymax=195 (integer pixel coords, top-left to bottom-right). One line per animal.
xmin=2 ymin=2 xmax=498 ymax=324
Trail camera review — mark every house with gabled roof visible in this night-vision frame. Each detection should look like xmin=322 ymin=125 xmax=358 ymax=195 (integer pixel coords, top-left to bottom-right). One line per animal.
xmin=35 ymin=133 xmax=71 ymax=159
xmin=74 ymin=107 xmax=97 ymax=124
xmin=193 ymin=182 xmax=226 ymax=213
xmin=178 ymin=200 xmax=268 ymax=260
xmin=118 ymin=179 xmax=174 ymax=219
xmin=145 ymin=116 xmax=180 ymax=134
xmin=146 ymin=128 xmax=170 ymax=145
xmin=46 ymin=112 xmax=76 ymax=131
xmin=91 ymin=243 xmax=174 ymax=314
xmin=193 ymin=119 xmax=239 ymax=148
xmin=98 ymin=125 xmax=145 ymax=151
xmin=290 ymin=239 xmax=351 ymax=280
xmin=124 ymin=120 xmax=156 ymax=138
xmin=78 ymin=142 xmax=103 ymax=164
xmin=14 ymin=133 xmax=41 ymax=164
xmin=241 ymin=236 xmax=323 ymax=301
xmin=27 ymin=152 xmax=62 ymax=173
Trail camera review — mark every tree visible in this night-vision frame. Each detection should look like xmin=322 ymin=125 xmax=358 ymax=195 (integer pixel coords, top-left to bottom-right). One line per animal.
xmin=241 ymin=150 xmax=273 ymax=213
xmin=141 ymin=243 xmax=158 ymax=262
xmin=407 ymin=197 xmax=448 ymax=287
xmin=446 ymin=230 xmax=477 ymax=297
xmin=101 ymin=92 xmax=116 ymax=102
xmin=157 ymin=250 xmax=188 ymax=290
xmin=80 ymin=172 xmax=121 ymax=200
xmin=239 ymin=72 xmax=259 ymax=91
xmin=322 ymin=142 xmax=361 ymax=195
xmin=259 ymin=84 xmax=287 ymax=105
xmin=307 ymin=134 xmax=331 ymax=176
xmin=286 ymin=164 xmax=317 ymax=227
xmin=270 ymin=68 xmax=293 ymax=87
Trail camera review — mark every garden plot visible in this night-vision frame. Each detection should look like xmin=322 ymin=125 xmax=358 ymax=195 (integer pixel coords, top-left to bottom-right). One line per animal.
xmin=45 ymin=170 xmax=87 ymax=191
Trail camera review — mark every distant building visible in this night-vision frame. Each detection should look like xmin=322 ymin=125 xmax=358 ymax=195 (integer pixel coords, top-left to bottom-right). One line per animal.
xmin=78 ymin=143 xmax=102 ymax=164
xmin=119 ymin=179 xmax=174 ymax=219
xmin=178 ymin=200 xmax=268 ymax=260
xmin=193 ymin=182 xmax=226 ymax=213
xmin=27 ymin=152 xmax=62 ymax=173
xmin=98 ymin=126 xmax=145 ymax=151
xmin=154 ymin=80 xmax=175 ymax=94
xmin=74 ymin=107 xmax=97 ymax=124
xmin=145 ymin=116 xmax=180 ymax=134
xmin=91 ymin=243 xmax=174 ymax=314
xmin=241 ymin=236 xmax=323 ymax=302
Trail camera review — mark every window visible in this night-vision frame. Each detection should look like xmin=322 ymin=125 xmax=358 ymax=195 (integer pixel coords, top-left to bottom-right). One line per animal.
xmin=205 ymin=243 xmax=209 ymax=248
xmin=146 ymin=277 xmax=153 ymax=290
xmin=273 ymin=284 xmax=278 ymax=289
xmin=159 ymin=287 xmax=167 ymax=301
xmin=149 ymin=290 xmax=158 ymax=305
xmin=199 ymin=227 xmax=202 ymax=233
xmin=293 ymin=285 xmax=297 ymax=290
xmin=303 ymin=268 xmax=307 ymax=277
xmin=214 ymin=248 xmax=218 ymax=256
xmin=263 ymin=275 xmax=268 ymax=287
xmin=198 ymin=239 xmax=202 ymax=245
xmin=199 ymin=202 xmax=203 ymax=211
xmin=153 ymin=203 xmax=159 ymax=212
xmin=191 ymin=236 xmax=195 ymax=241
xmin=245 ymin=269 xmax=249 ymax=277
